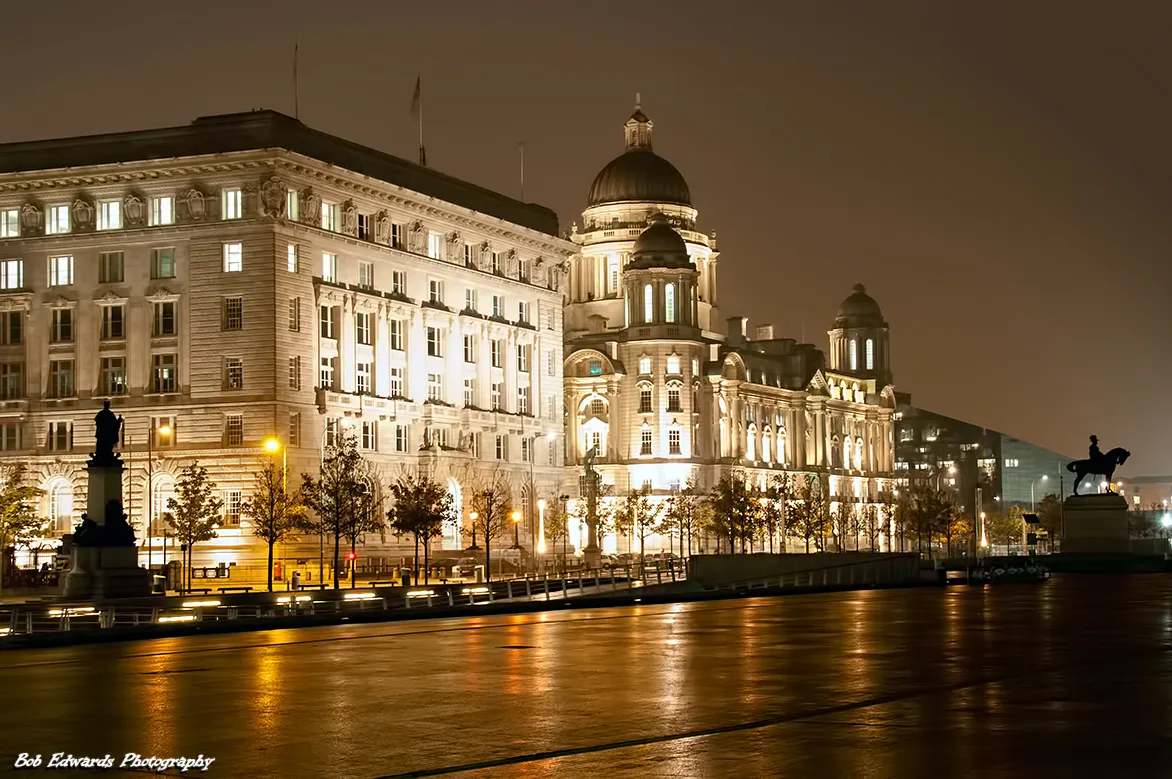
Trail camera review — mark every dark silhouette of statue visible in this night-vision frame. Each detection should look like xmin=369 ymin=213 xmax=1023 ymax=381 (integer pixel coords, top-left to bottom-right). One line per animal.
xmin=92 ymin=400 xmax=123 ymax=466
xmin=1067 ymin=437 xmax=1130 ymax=496
xmin=72 ymin=499 xmax=136 ymax=547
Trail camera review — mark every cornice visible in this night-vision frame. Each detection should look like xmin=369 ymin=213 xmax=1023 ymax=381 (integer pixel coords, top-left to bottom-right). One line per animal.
xmin=0 ymin=157 xmax=271 ymax=194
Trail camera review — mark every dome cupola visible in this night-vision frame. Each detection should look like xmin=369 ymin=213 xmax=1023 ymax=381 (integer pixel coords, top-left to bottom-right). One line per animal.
xmin=586 ymin=97 xmax=692 ymax=208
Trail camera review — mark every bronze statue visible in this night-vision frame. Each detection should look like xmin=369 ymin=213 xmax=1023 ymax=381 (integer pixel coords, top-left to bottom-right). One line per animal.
xmin=1067 ymin=437 xmax=1130 ymax=496
xmin=92 ymin=400 xmax=123 ymax=465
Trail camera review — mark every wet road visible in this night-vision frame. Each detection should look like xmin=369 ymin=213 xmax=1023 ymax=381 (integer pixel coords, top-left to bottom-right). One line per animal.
xmin=3 ymin=575 xmax=1172 ymax=777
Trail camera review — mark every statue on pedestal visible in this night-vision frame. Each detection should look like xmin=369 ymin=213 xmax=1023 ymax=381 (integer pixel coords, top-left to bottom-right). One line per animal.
xmin=91 ymin=400 xmax=123 ymax=466
xmin=1066 ymin=434 xmax=1131 ymax=495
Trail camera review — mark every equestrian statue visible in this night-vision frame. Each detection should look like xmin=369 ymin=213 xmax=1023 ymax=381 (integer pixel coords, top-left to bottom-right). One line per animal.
xmin=1066 ymin=435 xmax=1130 ymax=496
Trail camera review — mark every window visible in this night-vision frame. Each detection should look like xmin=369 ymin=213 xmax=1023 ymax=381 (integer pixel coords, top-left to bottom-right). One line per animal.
xmin=463 ymin=335 xmax=476 ymax=363
xmin=692 ymin=357 xmax=700 ymax=375
xmin=521 ymin=437 xmax=532 ymax=463
xmin=321 ymin=201 xmax=338 ymax=231
xmin=395 ymin=425 xmax=408 ymax=452
xmin=388 ymin=367 xmax=404 ymax=398
xmin=492 ymin=295 xmax=503 ymax=318
xmin=324 ymin=418 xmax=340 ymax=449
xmin=391 ymin=270 xmax=406 ymax=295
xmin=223 ymin=297 xmax=243 ymax=330
xmin=48 ymin=421 xmax=72 ymax=452
xmin=463 ymin=243 xmax=477 ymax=266
xmin=225 ymin=415 xmax=244 ymax=447
xmin=151 ymin=196 xmax=174 ymax=226
xmin=100 ymin=357 xmax=126 ymax=396
xmin=322 ymin=252 xmax=337 ymax=283
xmin=517 ymin=344 xmax=529 ymax=372
xmin=47 ymin=205 xmax=69 ymax=234
xmin=518 ymin=386 xmax=529 ymax=415
xmin=359 ymin=420 xmax=378 ymax=451
xmin=665 ymin=283 xmax=676 ymax=323
xmin=669 ymin=428 xmax=681 ymax=455
xmin=0 ymin=363 xmax=22 ymax=399
xmin=491 ymin=382 xmax=502 ymax=410
xmin=223 ymin=490 xmax=243 ymax=526
xmin=288 ymin=356 xmax=301 ymax=390
xmin=389 ymin=319 xmax=404 ymax=351
xmin=287 ymin=244 xmax=298 ymax=273
xmin=49 ymin=309 xmax=73 ymax=343
xmin=425 ymin=279 xmax=444 ymax=306
xmin=0 ymin=422 xmax=20 ymax=451
xmin=356 ymin=361 xmax=371 ymax=394
xmin=357 ymin=214 xmax=370 ymax=241
xmin=49 ymin=360 xmax=74 ymax=399
xmin=224 ymin=357 xmax=243 ymax=389
xmin=866 ymin=338 xmax=875 ymax=370
xmin=152 ymin=302 xmax=176 ymax=336
xmin=151 ymin=247 xmax=176 ymax=279
xmin=99 ymin=251 xmax=123 ymax=283
xmin=0 ymin=208 xmax=18 ymax=237
xmin=289 ymin=413 xmax=301 ymax=447
xmin=0 ymin=259 xmax=22 ymax=290
xmin=223 ymin=242 xmax=242 ymax=272
xmin=288 ymin=298 xmax=300 ymax=331
xmin=518 ymin=257 xmax=530 ymax=281
xmin=607 ymin=254 xmax=620 ymax=294
xmin=639 ymin=356 xmax=651 ymax=375
xmin=644 ymin=284 xmax=653 ymax=322
xmin=495 ymin=434 xmax=507 ymax=461
xmin=222 ymin=188 xmax=242 ymax=220
xmin=427 ymin=327 xmax=443 ymax=357
xmin=589 ymin=359 xmax=602 ymax=376
xmin=320 ymin=306 xmax=335 ymax=339
xmin=464 ymin=288 xmax=477 ymax=312
xmin=463 ymin=378 xmax=476 ymax=407
xmin=319 ymin=357 xmax=337 ymax=389
xmin=491 ymin=252 xmax=502 ymax=274
xmin=641 ymin=426 xmax=652 ymax=456
xmin=97 ymin=200 xmax=121 ymax=230
xmin=427 ymin=232 xmax=442 ymax=260
xmin=1004 ymin=458 xmax=1019 ymax=468
xmin=391 ymin=223 xmax=404 ymax=249
xmin=100 ymin=305 xmax=124 ymax=340
xmin=849 ymin=339 xmax=858 ymax=371
xmin=667 ymin=385 xmax=681 ymax=412
xmin=427 ymin=373 xmax=443 ymax=402
xmin=148 ymin=354 xmax=176 ymax=393
xmin=518 ymin=301 xmax=531 ymax=324
xmin=491 ymin=339 xmax=503 ymax=368
xmin=639 ymin=386 xmax=652 ymax=413
xmin=48 ymin=255 xmax=73 ymax=287
xmin=667 ymin=355 xmax=680 ymax=374
xmin=358 ymin=261 xmax=374 ymax=289
xmin=355 ymin=312 xmax=371 ymax=345
xmin=286 ymin=191 xmax=299 ymax=221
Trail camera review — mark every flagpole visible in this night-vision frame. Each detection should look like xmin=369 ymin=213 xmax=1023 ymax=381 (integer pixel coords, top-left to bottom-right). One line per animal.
xmin=293 ymin=39 xmax=300 ymax=119
xmin=418 ymin=79 xmax=426 ymax=166
xmin=519 ymin=142 xmax=525 ymax=201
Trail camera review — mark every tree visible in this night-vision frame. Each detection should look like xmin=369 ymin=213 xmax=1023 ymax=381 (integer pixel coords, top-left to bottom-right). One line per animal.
xmin=300 ymin=433 xmax=371 ymax=589
xmin=663 ymin=479 xmax=708 ymax=558
xmin=902 ymin=480 xmax=955 ymax=560
xmin=0 ymin=464 xmax=45 ymax=595
xmin=877 ymin=488 xmax=900 ymax=551
xmin=387 ymin=474 xmax=453 ymax=585
xmin=1036 ymin=493 xmax=1063 ymax=539
xmin=242 ymin=461 xmax=306 ymax=592
xmin=166 ymin=462 xmax=222 ymax=592
xmin=544 ymin=497 xmax=571 ymax=574
xmin=985 ymin=507 xmax=1025 ymax=548
xmin=863 ymin=504 xmax=881 ymax=551
xmin=707 ymin=472 xmax=761 ymax=553
xmin=619 ymin=486 xmax=659 ymax=563
xmin=469 ymin=470 xmax=513 ymax=582
xmin=787 ymin=475 xmax=827 ymax=553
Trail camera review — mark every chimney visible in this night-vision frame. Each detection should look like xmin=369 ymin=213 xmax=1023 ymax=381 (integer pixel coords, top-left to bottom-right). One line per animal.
xmin=727 ymin=316 xmax=748 ymax=343
xmin=755 ymin=324 xmax=774 ymax=341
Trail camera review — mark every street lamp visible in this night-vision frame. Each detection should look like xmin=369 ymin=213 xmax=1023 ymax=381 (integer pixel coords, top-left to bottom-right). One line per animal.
xmin=468 ymin=511 xmax=480 ymax=550
xmin=1030 ymin=474 xmax=1049 ymax=512
xmin=147 ymin=422 xmax=171 ymax=573
xmin=526 ymin=431 xmax=557 ymax=572
xmin=511 ymin=510 xmax=522 ymax=549
xmin=263 ymin=437 xmax=287 ymax=586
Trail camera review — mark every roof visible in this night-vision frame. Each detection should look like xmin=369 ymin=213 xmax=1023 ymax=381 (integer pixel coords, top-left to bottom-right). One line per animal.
xmin=587 ymin=148 xmax=692 ymax=208
xmin=628 ymin=215 xmax=692 ymax=270
xmin=0 ymin=110 xmax=561 ymax=236
xmin=835 ymin=283 xmax=887 ymax=329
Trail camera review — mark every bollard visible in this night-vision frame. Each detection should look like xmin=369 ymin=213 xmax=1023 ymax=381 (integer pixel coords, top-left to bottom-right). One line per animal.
xmin=525 ymin=579 xmax=532 ymax=598
xmin=507 ymin=580 xmax=513 ymax=599
xmin=544 ymin=574 xmax=551 ymax=601
xmin=594 ymin=571 xmax=600 ymax=589
xmin=578 ymin=573 xmax=584 ymax=593
xmin=405 ymin=595 xmax=412 ymax=609
xmin=611 ymin=569 xmax=617 ymax=591
xmin=447 ymin=590 xmax=455 ymax=607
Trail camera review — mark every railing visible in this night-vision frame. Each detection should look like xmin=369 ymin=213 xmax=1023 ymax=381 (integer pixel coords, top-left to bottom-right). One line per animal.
xmin=700 ymin=557 xmax=919 ymax=593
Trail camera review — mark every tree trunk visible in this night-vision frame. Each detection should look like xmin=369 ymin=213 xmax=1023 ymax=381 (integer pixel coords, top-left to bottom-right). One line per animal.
xmin=333 ymin=531 xmax=341 ymax=590
xmin=413 ymin=533 xmax=420 ymax=585
xmin=484 ymin=536 xmax=492 ymax=583
xmin=350 ymin=537 xmax=357 ymax=588
xmin=423 ymin=534 xmax=431 ymax=585
xmin=267 ymin=540 xmax=275 ymax=592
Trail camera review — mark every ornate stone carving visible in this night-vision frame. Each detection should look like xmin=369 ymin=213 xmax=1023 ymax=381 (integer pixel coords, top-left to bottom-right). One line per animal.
xmin=260 ymin=176 xmax=288 ymax=218
xmin=19 ymin=204 xmax=42 ymax=235
xmin=300 ymin=188 xmax=321 ymax=225
xmin=341 ymin=200 xmax=358 ymax=237
xmin=446 ymin=231 xmax=462 ymax=262
xmin=179 ymin=189 xmax=206 ymax=222
xmin=96 ymin=291 xmax=124 ymax=305
xmin=408 ymin=221 xmax=425 ymax=253
xmin=147 ymin=287 xmax=176 ymax=302
xmin=374 ymin=210 xmax=391 ymax=245
xmin=478 ymin=241 xmax=492 ymax=268
xmin=71 ymin=199 xmax=94 ymax=231
xmin=123 ymin=194 xmax=145 ymax=227
xmin=0 ymin=295 xmax=31 ymax=312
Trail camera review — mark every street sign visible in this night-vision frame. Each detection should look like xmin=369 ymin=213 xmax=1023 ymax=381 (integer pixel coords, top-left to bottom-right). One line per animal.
xmin=1023 ymin=513 xmax=1040 ymax=525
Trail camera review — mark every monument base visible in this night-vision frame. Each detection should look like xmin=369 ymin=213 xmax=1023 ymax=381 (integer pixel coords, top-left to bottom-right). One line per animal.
xmin=1061 ymin=493 xmax=1130 ymax=554
xmin=61 ymin=546 xmax=151 ymax=600
xmin=583 ymin=545 xmax=601 ymax=569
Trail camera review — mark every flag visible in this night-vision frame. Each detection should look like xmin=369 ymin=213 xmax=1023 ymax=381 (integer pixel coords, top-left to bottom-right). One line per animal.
xmin=411 ymin=77 xmax=421 ymax=115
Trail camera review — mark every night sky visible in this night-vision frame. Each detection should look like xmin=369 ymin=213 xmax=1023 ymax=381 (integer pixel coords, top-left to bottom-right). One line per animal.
xmin=4 ymin=1 xmax=1169 ymax=473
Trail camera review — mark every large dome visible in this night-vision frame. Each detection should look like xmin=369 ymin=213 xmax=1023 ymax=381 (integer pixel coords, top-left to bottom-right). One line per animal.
xmin=835 ymin=284 xmax=886 ymax=328
xmin=628 ymin=214 xmax=691 ymax=269
xmin=586 ymin=104 xmax=692 ymax=208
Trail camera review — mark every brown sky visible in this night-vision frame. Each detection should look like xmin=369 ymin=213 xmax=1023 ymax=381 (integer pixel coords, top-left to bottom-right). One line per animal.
xmin=4 ymin=1 xmax=1170 ymax=472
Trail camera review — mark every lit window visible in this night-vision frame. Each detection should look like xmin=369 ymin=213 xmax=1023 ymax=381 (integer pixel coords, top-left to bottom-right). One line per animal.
xmin=322 ymin=252 xmax=337 ymax=282
xmin=223 ymin=485 xmax=242 ymax=522
xmin=222 ymin=188 xmax=242 ymax=220
xmin=640 ymin=426 xmax=652 ymax=456
xmin=96 ymin=200 xmax=121 ymax=231
xmin=286 ymin=191 xmax=299 ymax=221
xmin=224 ymin=357 xmax=243 ymax=390
xmin=46 ymin=205 xmax=69 ymax=235
xmin=866 ymin=338 xmax=874 ymax=370
xmin=49 ymin=360 xmax=74 ymax=399
xmin=606 ymin=254 xmax=619 ymax=295
xmin=518 ymin=301 xmax=531 ymax=324
xmin=589 ymin=359 xmax=602 ymax=376
xmin=849 ymin=339 xmax=857 ymax=370
xmin=151 ymin=196 xmax=174 ymax=226
xmin=665 ymin=283 xmax=676 ymax=323
xmin=639 ymin=356 xmax=651 ymax=374
xmin=151 ymin=247 xmax=176 ymax=279
xmin=48 ymin=255 xmax=73 ymax=287
xmin=319 ymin=357 xmax=336 ymax=390
xmin=223 ymin=242 xmax=242 ymax=272
xmin=644 ymin=284 xmax=653 ymax=322
xmin=359 ymin=262 xmax=374 ymax=289
xmin=152 ymin=354 xmax=177 ymax=393
xmin=639 ymin=386 xmax=652 ymax=413
xmin=427 ymin=373 xmax=443 ymax=402
xmin=356 ymin=362 xmax=371 ymax=394
xmin=287 ymin=244 xmax=298 ymax=273
xmin=0 ymin=259 xmax=23 ymax=290
xmin=321 ymin=202 xmax=338 ymax=231
xmin=0 ymin=208 xmax=18 ymax=237
xmin=427 ymin=232 xmax=442 ymax=260
xmin=669 ymin=428 xmax=681 ymax=455
xmin=666 ymin=355 xmax=680 ymax=374
xmin=692 ymin=357 xmax=700 ymax=375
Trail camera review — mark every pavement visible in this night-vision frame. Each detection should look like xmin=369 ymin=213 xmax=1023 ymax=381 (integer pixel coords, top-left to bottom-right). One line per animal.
xmin=2 ymin=574 xmax=1172 ymax=777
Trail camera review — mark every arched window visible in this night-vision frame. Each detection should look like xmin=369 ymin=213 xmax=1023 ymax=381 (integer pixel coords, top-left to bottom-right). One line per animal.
xmin=644 ymin=284 xmax=653 ymax=322
xmin=831 ymin=436 xmax=840 ymax=467
xmin=778 ymin=427 xmax=787 ymax=465
xmin=855 ymin=440 xmax=864 ymax=470
xmin=849 ymin=340 xmax=858 ymax=370
xmin=843 ymin=436 xmax=852 ymax=470
xmin=746 ymin=424 xmax=757 ymax=460
xmin=865 ymin=338 xmax=874 ymax=370
xmin=762 ymin=427 xmax=773 ymax=464
xmin=46 ymin=477 xmax=74 ymax=534
xmin=151 ymin=474 xmax=176 ymax=536
xmin=665 ymin=283 xmax=676 ymax=323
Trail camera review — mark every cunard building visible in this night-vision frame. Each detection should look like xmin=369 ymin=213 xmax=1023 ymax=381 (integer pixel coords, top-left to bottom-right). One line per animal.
xmin=563 ymin=103 xmax=899 ymax=553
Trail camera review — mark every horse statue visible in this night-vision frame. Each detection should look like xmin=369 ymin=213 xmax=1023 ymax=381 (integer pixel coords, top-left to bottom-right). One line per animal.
xmin=1066 ymin=447 xmax=1130 ymax=495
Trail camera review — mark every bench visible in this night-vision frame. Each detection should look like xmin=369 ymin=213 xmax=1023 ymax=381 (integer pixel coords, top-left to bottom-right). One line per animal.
xmin=217 ymin=586 xmax=253 ymax=593
xmin=368 ymin=580 xmax=400 ymax=587
xmin=178 ymin=588 xmax=211 ymax=595
xmin=296 ymin=583 xmax=330 ymax=591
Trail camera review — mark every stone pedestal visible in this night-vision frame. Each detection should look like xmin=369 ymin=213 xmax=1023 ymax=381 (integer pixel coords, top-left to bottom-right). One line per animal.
xmin=1062 ymin=494 xmax=1130 ymax=554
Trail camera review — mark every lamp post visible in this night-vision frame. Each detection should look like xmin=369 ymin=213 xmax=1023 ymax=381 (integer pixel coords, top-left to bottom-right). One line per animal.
xmin=146 ymin=422 xmax=171 ymax=573
xmin=511 ymin=510 xmax=522 ymax=550
xmin=468 ymin=511 xmax=479 ymax=550
xmin=263 ymin=437 xmax=287 ymax=587
xmin=1030 ymin=475 xmax=1049 ymax=512
xmin=526 ymin=431 xmax=556 ymax=573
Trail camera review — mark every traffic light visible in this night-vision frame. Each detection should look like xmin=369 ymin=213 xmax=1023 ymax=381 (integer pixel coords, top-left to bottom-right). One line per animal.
xmin=347 ymin=551 xmax=356 ymax=561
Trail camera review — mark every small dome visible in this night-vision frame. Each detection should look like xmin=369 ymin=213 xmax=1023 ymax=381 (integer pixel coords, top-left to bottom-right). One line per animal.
xmin=628 ymin=216 xmax=691 ymax=270
xmin=835 ymin=283 xmax=886 ymax=328
xmin=587 ymin=150 xmax=692 ymax=207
